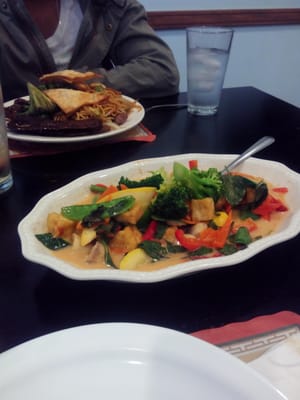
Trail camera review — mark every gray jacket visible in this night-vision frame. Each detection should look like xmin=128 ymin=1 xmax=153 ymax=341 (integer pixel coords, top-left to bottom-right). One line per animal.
xmin=0 ymin=0 xmax=179 ymax=101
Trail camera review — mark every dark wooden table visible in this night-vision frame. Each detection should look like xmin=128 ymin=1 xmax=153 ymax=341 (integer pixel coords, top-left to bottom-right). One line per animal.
xmin=1 ymin=87 xmax=299 ymax=353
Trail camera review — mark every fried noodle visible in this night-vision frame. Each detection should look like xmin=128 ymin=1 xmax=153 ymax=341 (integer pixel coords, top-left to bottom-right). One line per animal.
xmin=74 ymin=87 xmax=140 ymax=124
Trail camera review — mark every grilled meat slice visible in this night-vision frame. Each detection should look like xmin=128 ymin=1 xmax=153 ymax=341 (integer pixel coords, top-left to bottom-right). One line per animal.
xmin=7 ymin=115 xmax=106 ymax=136
xmin=5 ymin=100 xmax=107 ymax=137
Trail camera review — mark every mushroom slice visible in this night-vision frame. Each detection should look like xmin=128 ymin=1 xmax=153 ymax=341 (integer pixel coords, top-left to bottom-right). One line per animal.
xmin=86 ymin=242 xmax=104 ymax=264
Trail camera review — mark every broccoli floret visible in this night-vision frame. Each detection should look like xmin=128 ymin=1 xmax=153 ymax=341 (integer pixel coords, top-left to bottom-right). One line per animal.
xmin=190 ymin=167 xmax=223 ymax=200
xmin=151 ymin=185 xmax=191 ymax=220
xmin=118 ymin=173 xmax=163 ymax=189
xmin=150 ymin=163 xmax=223 ymax=221
xmin=173 ymin=162 xmax=222 ymax=201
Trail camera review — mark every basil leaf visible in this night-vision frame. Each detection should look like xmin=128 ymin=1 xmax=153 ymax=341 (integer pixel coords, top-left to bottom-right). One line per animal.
xmin=188 ymin=247 xmax=213 ymax=257
xmin=219 ymin=244 xmax=239 ymax=256
xmin=136 ymin=208 xmax=152 ymax=232
xmin=166 ymin=242 xmax=185 ymax=253
xmin=155 ymin=222 xmax=168 ymax=239
xmin=231 ymin=227 xmax=252 ymax=245
xmin=35 ymin=233 xmax=70 ymax=250
xmin=239 ymin=209 xmax=261 ymax=221
xmin=138 ymin=240 xmax=167 ymax=261
xmin=222 ymin=175 xmax=247 ymax=206
xmin=252 ymin=181 xmax=268 ymax=208
xmin=101 ymin=241 xmax=118 ymax=269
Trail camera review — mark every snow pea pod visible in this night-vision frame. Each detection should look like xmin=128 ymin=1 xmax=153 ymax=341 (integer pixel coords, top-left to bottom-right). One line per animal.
xmin=61 ymin=195 xmax=135 ymax=221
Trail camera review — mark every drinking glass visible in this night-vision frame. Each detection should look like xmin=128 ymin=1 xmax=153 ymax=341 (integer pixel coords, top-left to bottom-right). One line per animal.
xmin=187 ymin=26 xmax=233 ymax=116
xmin=0 ymin=85 xmax=13 ymax=194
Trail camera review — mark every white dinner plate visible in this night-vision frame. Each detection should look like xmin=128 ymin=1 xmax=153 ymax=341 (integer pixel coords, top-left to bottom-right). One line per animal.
xmin=18 ymin=153 xmax=300 ymax=283
xmin=0 ymin=323 xmax=286 ymax=400
xmin=5 ymin=95 xmax=145 ymax=143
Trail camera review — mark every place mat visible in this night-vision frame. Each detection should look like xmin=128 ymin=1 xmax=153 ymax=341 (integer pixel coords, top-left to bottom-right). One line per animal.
xmin=250 ymin=332 xmax=300 ymax=400
xmin=192 ymin=311 xmax=300 ymax=400
xmin=191 ymin=311 xmax=300 ymax=362
xmin=9 ymin=124 xmax=156 ymax=159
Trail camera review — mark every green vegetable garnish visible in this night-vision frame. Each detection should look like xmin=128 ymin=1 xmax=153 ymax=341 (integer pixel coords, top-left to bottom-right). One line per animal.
xmin=151 ymin=185 xmax=191 ymax=221
xmin=138 ymin=240 xmax=168 ymax=261
xmin=222 ymin=175 xmax=250 ymax=206
xmin=252 ymin=181 xmax=268 ymax=208
xmin=35 ymin=233 xmax=70 ymax=250
xmin=166 ymin=242 xmax=185 ymax=253
xmin=26 ymin=82 xmax=57 ymax=115
xmin=154 ymin=221 xmax=168 ymax=239
xmin=61 ymin=204 xmax=100 ymax=221
xmin=150 ymin=162 xmax=224 ymax=221
xmin=61 ymin=196 xmax=135 ymax=221
xmin=230 ymin=227 xmax=252 ymax=245
xmin=136 ymin=208 xmax=152 ymax=232
xmin=101 ymin=241 xmax=118 ymax=269
xmin=219 ymin=244 xmax=239 ymax=256
xmin=222 ymin=175 xmax=268 ymax=208
xmin=173 ymin=162 xmax=223 ymax=201
xmin=90 ymin=184 xmax=107 ymax=194
xmin=239 ymin=209 xmax=261 ymax=221
xmin=188 ymin=246 xmax=213 ymax=257
xmin=118 ymin=173 xmax=164 ymax=189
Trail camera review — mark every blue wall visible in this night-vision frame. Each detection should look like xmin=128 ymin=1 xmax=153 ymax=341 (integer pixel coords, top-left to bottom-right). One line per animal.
xmin=141 ymin=0 xmax=300 ymax=11
xmin=141 ymin=1 xmax=300 ymax=107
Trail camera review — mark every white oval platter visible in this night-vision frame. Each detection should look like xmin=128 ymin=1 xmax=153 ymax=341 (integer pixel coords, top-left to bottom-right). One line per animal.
xmin=18 ymin=153 xmax=300 ymax=282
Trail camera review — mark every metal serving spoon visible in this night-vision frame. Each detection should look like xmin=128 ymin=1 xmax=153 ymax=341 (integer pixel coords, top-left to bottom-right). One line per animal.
xmin=221 ymin=136 xmax=275 ymax=174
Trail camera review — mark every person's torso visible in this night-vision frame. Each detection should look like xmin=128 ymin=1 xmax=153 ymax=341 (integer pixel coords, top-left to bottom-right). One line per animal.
xmin=46 ymin=0 xmax=83 ymax=70
xmin=0 ymin=0 xmax=129 ymax=100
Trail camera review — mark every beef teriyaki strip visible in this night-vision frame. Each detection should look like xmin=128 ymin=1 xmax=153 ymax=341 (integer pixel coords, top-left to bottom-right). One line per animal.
xmin=6 ymin=112 xmax=107 ymax=137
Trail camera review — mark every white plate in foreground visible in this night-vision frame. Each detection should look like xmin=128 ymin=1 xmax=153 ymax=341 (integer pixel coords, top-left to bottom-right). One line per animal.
xmin=0 ymin=323 xmax=286 ymax=400
xmin=5 ymin=95 xmax=144 ymax=143
xmin=18 ymin=153 xmax=300 ymax=282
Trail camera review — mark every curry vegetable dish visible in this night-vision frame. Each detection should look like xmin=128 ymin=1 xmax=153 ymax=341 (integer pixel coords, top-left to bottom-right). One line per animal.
xmin=35 ymin=160 xmax=289 ymax=272
xmin=5 ymin=70 xmax=140 ymax=136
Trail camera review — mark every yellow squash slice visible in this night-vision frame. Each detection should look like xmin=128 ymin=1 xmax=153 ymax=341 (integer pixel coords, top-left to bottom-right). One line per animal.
xmin=119 ymin=248 xmax=151 ymax=270
xmin=80 ymin=228 xmax=97 ymax=246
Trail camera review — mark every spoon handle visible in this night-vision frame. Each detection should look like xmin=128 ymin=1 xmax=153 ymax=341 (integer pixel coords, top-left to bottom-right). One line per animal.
xmin=222 ymin=136 xmax=275 ymax=174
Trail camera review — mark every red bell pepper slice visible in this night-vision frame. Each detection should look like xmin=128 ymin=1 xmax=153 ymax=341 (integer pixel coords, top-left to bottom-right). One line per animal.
xmin=175 ymin=229 xmax=204 ymax=251
xmin=142 ymin=220 xmax=158 ymax=241
xmin=199 ymin=211 xmax=233 ymax=248
xmin=176 ymin=211 xmax=233 ymax=250
xmin=119 ymin=183 xmax=128 ymax=190
xmin=272 ymin=187 xmax=288 ymax=193
xmin=99 ymin=185 xmax=118 ymax=199
xmin=188 ymin=159 xmax=198 ymax=169
xmin=253 ymin=194 xmax=288 ymax=220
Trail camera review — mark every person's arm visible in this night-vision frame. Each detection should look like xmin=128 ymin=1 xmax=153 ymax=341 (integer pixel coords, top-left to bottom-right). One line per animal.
xmin=94 ymin=1 xmax=179 ymax=99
